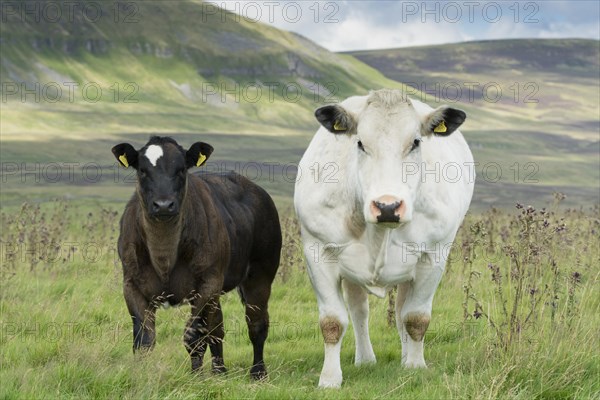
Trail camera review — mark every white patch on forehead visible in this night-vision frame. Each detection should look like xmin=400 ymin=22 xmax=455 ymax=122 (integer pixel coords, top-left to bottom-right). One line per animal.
xmin=145 ymin=145 xmax=163 ymax=167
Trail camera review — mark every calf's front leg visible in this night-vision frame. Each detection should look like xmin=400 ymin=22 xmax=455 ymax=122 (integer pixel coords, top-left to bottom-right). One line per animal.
xmin=184 ymin=281 xmax=225 ymax=373
xmin=124 ymin=280 xmax=157 ymax=352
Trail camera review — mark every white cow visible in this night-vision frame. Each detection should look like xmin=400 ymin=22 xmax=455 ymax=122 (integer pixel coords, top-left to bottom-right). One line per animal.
xmin=294 ymin=89 xmax=474 ymax=388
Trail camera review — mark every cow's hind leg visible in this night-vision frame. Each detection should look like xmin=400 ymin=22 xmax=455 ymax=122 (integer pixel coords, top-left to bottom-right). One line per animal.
xmin=239 ymin=272 xmax=274 ymax=380
xmin=342 ymin=279 xmax=376 ymax=365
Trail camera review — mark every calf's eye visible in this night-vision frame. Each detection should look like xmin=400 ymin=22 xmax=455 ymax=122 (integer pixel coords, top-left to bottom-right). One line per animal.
xmin=357 ymin=140 xmax=365 ymax=152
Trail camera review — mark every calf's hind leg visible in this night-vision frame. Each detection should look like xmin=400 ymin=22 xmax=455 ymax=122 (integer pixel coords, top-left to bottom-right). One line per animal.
xmin=239 ymin=275 xmax=273 ymax=380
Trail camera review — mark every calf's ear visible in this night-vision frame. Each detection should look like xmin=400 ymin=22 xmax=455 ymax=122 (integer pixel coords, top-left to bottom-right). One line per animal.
xmin=422 ymin=106 xmax=466 ymax=137
xmin=112 ymin=143 xmax=138 ymax=168
xmin=315 ymin=104 xmax=357 ymax=134
xmin=186 ymin=142 xmax=214 ymax=168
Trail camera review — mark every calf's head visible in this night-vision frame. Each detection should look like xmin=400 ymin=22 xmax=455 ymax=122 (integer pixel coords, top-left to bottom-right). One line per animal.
xmin=112 ymin=136 xmax=213 ymax=221
xmin=315 ymin=90 xmax=465 ymax=227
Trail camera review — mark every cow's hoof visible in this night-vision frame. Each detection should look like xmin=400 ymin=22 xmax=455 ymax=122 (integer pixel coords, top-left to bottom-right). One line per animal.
xmin=250 ymin=361 xmax=267 ymax=381
xmin=355 ymin=354 xmax=377 ymax=366
xmin=404 ymin=359 xmax=427 ymax=369
xmin=318 ymin=374 xmax=342 ymax=388
xmin=318 ymin=379 xmax=342 ymax=389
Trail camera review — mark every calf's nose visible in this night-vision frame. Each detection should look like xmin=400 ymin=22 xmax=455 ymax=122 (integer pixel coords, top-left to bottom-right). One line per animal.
xmin=152 ymin=199 xmax=176 ymax=214
xmin=370 ymin=195 xmax=406 ymax=223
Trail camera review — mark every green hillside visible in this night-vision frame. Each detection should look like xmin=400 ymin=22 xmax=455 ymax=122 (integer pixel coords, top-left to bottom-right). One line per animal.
xmin=0 ymin=0 xmax=401 ymax=140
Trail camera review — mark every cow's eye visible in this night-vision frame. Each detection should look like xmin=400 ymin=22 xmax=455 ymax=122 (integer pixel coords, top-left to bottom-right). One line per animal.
xmin=411 ymin=138 xmax=421 ymax=152
xmin=177 ymin=168 xmax=186 ymax=177
xmin=139 ymin=168 xmax=148 ymax=178
xmin=357 ymin=140 xmax=365 ymax=152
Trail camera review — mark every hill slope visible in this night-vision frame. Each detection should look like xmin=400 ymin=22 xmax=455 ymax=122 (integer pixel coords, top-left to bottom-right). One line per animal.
xmin=0 ymin=0 xmax=401 ymax=140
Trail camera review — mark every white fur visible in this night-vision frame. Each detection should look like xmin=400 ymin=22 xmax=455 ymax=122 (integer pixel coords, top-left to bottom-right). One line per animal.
xmin=145 ymin=145 xmax=163 ymax=167
xmin=294 ymin=91 xmax=474 ymax=388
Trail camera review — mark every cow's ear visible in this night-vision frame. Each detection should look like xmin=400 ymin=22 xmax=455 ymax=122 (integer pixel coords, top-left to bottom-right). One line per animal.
xmin=315 ymin=105 xmax=356 ymax=134
xmin=422 ymin=106 xmax=466 ymax=137
xmin=112 ymin=143 xmax=138 ymax=169
xmin=186 ymin=142 xmax=214 ymax=168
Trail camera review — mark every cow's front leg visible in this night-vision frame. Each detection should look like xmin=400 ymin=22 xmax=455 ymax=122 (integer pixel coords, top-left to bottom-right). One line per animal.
xmin=396 ymin=255 xmax=443 ymax=368
xmin=318 ymin=293 xmax=348 ymax=388
xmin=124 ymin=280 xmax=156 ymax=352
xmin=342 ymin=279 xmax=376 ymax=365
xmin=305 ymin=245 xmax=348 ymax=388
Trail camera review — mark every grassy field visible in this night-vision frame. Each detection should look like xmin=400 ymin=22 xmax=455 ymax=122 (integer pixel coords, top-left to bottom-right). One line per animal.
xmin=1 ymin=199 xmax=598 ymax=399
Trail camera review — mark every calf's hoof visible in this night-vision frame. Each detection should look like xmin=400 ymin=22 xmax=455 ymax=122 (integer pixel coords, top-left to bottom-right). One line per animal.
xmin=250 ymin=363 xmax=267 ymax=381
xmin=132 ymin=344 xmax=154 ymax=355
xmin=212 ymin=358 xmax=227 ymax=374
xmin=191 ymin=357 xmax=203 ymax=372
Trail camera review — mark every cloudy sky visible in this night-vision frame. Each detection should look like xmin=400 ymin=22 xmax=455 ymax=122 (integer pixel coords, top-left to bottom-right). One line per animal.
xmin=208 ymin=0 xmax=600 ymax=51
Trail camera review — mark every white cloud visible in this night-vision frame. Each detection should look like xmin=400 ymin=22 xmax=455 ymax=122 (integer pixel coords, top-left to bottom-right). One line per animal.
xmin=310 ymin=16 xmax=470 ymax=51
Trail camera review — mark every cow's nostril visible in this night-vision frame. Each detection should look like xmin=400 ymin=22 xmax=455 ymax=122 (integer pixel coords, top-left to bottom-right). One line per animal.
xmin=370 ymin=201 xmax=382 ymax=217
xmin=153 ymin=200 xmax=176 ymax=213
xmin=371 ymin=197 xmax=403 ymax=223
xmin=397 ymin=201 xmax=406 ymax=219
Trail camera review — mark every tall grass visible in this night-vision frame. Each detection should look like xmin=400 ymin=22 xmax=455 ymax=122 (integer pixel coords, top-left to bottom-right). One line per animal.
xmin=0 ymin=199 xmax=598 ymax=399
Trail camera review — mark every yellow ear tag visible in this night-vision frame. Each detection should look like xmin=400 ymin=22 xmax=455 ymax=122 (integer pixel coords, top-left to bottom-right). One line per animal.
xmin=333 ymin=120 xmax=345 ymax=131
xmin=196 ymin=153 xmax=207 ymax=167
xmin=434 ymin=120 xmax=447 ymax=133
xmin=118 ymin=154 xmax=129 ymax=168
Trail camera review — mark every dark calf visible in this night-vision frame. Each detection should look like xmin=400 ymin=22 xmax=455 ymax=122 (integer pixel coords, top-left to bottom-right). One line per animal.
xmin=112 ymin=136 xmax=281 ymax=379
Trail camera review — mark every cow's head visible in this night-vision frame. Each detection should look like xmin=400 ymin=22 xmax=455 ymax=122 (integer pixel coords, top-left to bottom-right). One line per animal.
xmin=112 ymin=136 xmax=213 ymax=221
xmin=315 ymin=90 xmax=466 ymax=227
